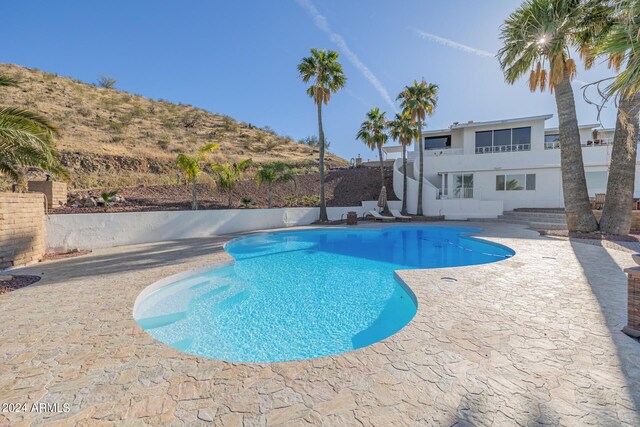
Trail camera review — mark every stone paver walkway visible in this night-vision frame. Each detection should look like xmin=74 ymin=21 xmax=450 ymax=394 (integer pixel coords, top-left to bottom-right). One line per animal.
xmin=0 ymin=222 xmax=639 ymax=426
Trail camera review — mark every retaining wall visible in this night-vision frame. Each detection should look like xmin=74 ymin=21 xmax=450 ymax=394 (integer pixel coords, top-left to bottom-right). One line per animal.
xmin=0 ymin=192 xmax=45 ymax=269
xmin=45 ymin=202 xmax=402 ymax=251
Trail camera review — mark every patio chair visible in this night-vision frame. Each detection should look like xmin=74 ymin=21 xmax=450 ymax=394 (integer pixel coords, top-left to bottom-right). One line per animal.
xmin=368 ymin=210 xmax=394 ymax=222
xmin=593 ymin=193 xmax=606 ymax=210
xmin=390 ymin=209 xmax=412 ymax=221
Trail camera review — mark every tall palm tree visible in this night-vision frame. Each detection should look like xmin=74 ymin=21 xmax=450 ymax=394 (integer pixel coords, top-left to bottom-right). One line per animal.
xmin=297 ymin=48 xmax=346 ymax=222
xmin=175 ymin=143 xmax=219 ymax=210
xmin=397 ymin=80 xmax=438 ymax=216
xmin=498 ymin=0 xmax=598 ymax=232
xmin=356 ymin=107 xmax=389 ymax=189
xmin=211 ymin=158 xmax=252 ymax=208
xmin=255 ymin=161 xmax=296 ymax=208
xmin=0 ymin=75 xmax=66 ymax=184
xmin=388 ymin=112 xmax=419 ymax=215
xmin=580 ymin=0 xmax=640 ymax=234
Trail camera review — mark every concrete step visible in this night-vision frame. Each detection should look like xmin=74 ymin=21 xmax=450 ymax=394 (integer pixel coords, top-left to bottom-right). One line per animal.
xmin=501 ymin=211 xmax=567 ymax=221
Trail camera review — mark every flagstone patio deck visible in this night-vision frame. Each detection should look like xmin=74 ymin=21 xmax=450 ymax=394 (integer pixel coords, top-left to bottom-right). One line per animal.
xmin=1 ymin=222 xmax=639 ymax=426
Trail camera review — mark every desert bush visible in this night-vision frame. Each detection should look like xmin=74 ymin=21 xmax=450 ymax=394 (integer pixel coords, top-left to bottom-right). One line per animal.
xmin=157 ymin=140 xmax=170 ymax=150
xmin=222 ymin=116 xmax=238 ymax=133
xmin=301 ymin=195 xmax=320 ymax=207
xmin=76 ymin=106 xmax=91 ymax=117
xmin=97 ymin=74 xmax=117 ymax=89
xmin=299 ymin=135 xmax=331 ymax=150
xmin=181 ymin=113 xmax=200 ymax=128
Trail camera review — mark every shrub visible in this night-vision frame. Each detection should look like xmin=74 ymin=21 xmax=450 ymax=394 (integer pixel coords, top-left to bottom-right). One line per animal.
xmin=157 ymin=140 xmax=170 ymax=150
xmin=284 ymin=195 xmax=297 ymax=207
xmin=301 ymin=195 xmax=320 ymax=207
xmin=240 ymin=197 xmax=252 ymax=208
xmin=97 ymin=74 xmax=117 ymax=89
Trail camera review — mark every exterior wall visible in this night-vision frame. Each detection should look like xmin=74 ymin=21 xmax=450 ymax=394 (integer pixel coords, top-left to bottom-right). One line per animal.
xmin=27 ymin=181 xmax=67 ymax=209
xmin=396 ymin=116 xmax=631 ymax=213
xmin=46 ymin=203 xmax=402 ymax=251
xmin=0 ymin=192 xmax=45 ymax=269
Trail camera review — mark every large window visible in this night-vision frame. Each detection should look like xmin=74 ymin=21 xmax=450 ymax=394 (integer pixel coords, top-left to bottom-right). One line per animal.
xmin=475 ymin=127 xmax=531 ymax=154
xmin=496 ymin=174 xmax=536 ymax=191
xmin=454 ymin=173 xmax=474 ymax=198
xmin=424 ymin=135 xmax=451 ymax=150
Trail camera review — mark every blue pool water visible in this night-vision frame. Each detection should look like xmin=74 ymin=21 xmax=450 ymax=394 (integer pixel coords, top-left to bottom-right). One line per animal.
xmin=134 ymin=226 xmax=514 ymax=362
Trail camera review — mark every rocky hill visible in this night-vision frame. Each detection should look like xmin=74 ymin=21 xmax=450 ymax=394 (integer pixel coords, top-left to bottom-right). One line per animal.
xmin=0 ymin=64 xmax=347 ymax=189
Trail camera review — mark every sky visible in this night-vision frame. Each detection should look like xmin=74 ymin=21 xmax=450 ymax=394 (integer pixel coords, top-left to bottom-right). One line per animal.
xmin=1 ymin=0 xmax=618 ymax=161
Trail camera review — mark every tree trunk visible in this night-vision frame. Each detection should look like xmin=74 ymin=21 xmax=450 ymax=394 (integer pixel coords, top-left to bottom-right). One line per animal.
xmin=553 ymin=71 xmax=598 ymax=232
xmin=191 ymin=179 xmax=198 ymax=210
xmin=416 ymin=121 xmax=424 ymax=216
xmin=600 ymin=91 xmax=640 ymax=235
xmin=401 ymin=145 xmax=408 ymax=215
xmin=268 ymin=184 xmax=272 ymax=209
xmin=228 ymin=189 xmax=232 ymax=209
xmin=377 ymin=143 xmax=388 ymax=213
xmin=377 ymin=144 xmax=385 ymax=188
xmin=317 ymin=102 xmax=328 ymax=221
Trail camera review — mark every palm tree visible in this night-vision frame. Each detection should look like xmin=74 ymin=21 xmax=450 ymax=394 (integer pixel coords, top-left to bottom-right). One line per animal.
xmin=211 ymin=158 xmax=252 ymax=208
xmin=388 ymin=112 xmax=419 ymax=215
xmin=356 ymin=107 xmax=389 ymax=190
xmin=580 ymin=0 xmax=640 ymax=234
xmin=175 ymin=143 xmax=219 ymax=210
xmin=397 ymin=80 xmax=438 ymax=216
xmin=498 ymin=0 xmax=598 ymax=232
xmin=0 ymin=75 xmax=66 ymax=184
xmin=297 ymin=48 xmax=346 ymax=222
xmin=255 ymin=162 xmax=296 ymax=208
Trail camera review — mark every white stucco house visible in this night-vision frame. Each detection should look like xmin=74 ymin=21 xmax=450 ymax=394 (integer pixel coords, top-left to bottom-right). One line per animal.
xmin=383 ymin=114 xmax=626 ymax=219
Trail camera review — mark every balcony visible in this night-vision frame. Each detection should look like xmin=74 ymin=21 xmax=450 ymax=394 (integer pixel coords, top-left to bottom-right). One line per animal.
xmin=475 ymin=144 xmax=531 ymax=154
xmin=544 ymin=139 xmax=614 ymax=150
xmin=424 ymin=147 xmax=464 ymax=156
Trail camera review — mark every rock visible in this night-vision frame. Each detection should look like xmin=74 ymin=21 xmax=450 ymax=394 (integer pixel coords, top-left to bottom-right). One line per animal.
xmin=83 ymin=197 xmax=97 ymax=207
xmin=0 ymin=275 xmax=12 ymax=282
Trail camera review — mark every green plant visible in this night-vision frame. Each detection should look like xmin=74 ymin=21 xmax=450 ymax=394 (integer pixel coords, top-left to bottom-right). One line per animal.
xmin=0 ymin=75 xmax=67 ymax=183
xmin=284 ymin=195 xmax=297 ymax=207
xmin=100 ymin=189 xmax=118 ymax=210
xmin=175 ymin=143 xmax=220 ymax=210
xmin=388 ymin=111 xmax=419 ymax=215
xmin=397 ymin=80 xmax=438 ymax=216
xmin=356 ymin=107 xmax=389 ymax=190
xmin=240 ymin=197 xmax=252 ymax=208
xmin=211 ymin=158 xmax=253 ymax=208
xmin=297 ymin=48 xmax=346 ymax=221
xmin=255 ymin=162 xmax=296 ymax=208
xmin=301 ymin=195 xmax=321 ymax=207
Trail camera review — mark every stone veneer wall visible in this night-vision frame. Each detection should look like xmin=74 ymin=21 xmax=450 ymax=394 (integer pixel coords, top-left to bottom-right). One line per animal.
xmin=27 ymin=181 xmax=67 ymax=209
xmin=593 ymin=210 xmax=640 ymax=231
xmin=0 ymin=192 xmax=45 ymax=269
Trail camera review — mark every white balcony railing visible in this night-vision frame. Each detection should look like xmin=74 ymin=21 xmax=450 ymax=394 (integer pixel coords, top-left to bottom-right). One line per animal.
xmin=475 ymin=144 xmax=531 ymax=154
xmin=424 ymin=147 xmax=464 ymax=156
xmin=544 ymin=138 xmax=614 ymax=150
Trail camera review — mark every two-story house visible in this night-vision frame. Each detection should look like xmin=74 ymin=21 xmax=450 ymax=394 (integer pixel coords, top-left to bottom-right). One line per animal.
xmin=384 ymin=114 xmax=621 ymax=219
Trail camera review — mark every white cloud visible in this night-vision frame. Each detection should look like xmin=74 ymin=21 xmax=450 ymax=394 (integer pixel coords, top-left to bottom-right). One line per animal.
xmin=295 ymin=0 xmax=397 ymax=113
xmin=410 ymin=27 xmax=496 ymax=58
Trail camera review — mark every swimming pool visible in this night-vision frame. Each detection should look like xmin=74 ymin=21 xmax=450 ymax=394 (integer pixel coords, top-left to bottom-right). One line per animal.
xmin=134 ymin=226 xmax=514 ymax=362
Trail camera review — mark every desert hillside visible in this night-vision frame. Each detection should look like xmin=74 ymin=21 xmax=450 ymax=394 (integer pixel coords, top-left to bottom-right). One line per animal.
xmin=0 ymin=63 xmax=347 ymax=189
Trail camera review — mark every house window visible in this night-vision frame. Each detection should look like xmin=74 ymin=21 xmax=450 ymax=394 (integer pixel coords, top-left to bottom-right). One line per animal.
xmin=424 ymin=135 xmax=451 ymax=150
xmin=545 ymin=133 xmax=560 ymax=149
xmin=475 ymin=127 xmax=531 ymax=154
xmin=496 ymin=174 xmax=536 ymax=191
xmin=454 ymin=173 xmax=474 ymax=198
